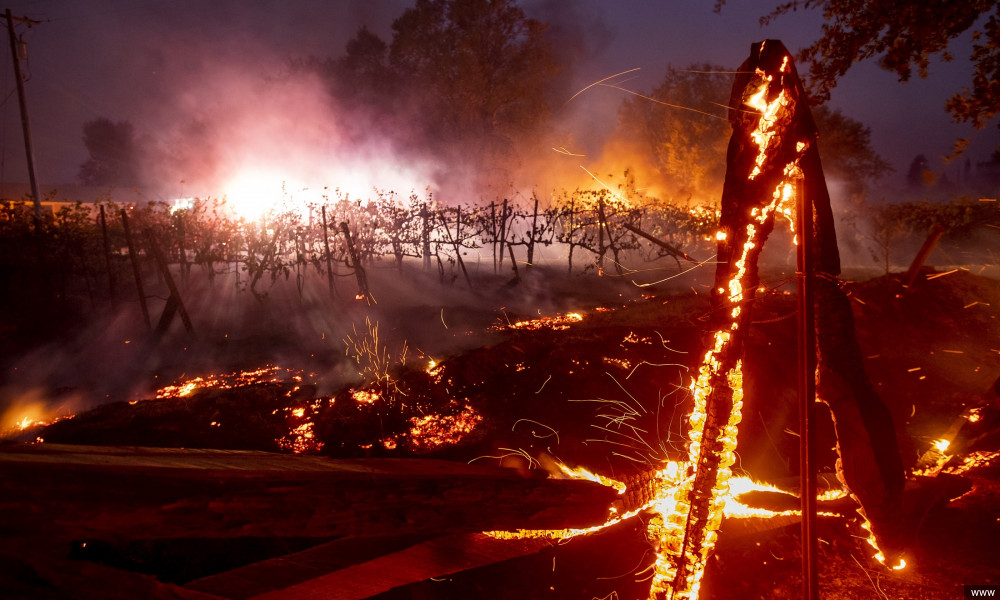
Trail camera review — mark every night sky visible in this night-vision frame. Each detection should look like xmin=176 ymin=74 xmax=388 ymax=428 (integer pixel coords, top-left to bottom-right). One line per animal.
xmin=0 ymin=0 xmax=993 ymax=196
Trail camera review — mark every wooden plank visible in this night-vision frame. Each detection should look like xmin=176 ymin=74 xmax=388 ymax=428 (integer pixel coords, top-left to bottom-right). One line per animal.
xmin=248 ymin=533 xmax=551 ymax=600
xmin=0 ymin=444 xmax=618 ymax=540
xmin=185 ymin=535 xmax=435 ymax=600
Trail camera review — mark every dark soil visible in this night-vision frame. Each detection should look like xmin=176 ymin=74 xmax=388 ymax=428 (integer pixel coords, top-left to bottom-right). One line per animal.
xmin=3 ymin=265 xmax=1000 ymax=599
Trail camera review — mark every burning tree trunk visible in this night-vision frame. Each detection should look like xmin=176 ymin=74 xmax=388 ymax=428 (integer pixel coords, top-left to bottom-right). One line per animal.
xmin=653 ymin=40 xmax=904 ymax=599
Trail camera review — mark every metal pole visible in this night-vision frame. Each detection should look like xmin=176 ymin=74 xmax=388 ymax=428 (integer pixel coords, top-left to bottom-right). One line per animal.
xmin=797 ymin=178 xmax=818 ymax=599
xmin=5 ymin=9 xmax=41 ymax=221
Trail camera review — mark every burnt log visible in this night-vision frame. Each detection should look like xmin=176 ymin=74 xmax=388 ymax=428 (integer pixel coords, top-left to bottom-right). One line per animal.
xmin=0 ymin=444 xmax=618 ymax=541
xmin=185 ymin=533 xmax=553 ymax=600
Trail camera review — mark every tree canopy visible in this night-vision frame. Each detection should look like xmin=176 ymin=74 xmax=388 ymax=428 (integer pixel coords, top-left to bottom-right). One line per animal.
xmin=613 ymin=63 xmax=889 ymax=203
xmin=717 ymin=0 xmax=1000 ymax=154
xmin=326 ymin=0 xmax=559 ymax=173
xmin=389 ymin=0 xmax=558 ymax=163
xmin=77 ymin=118 xmax=143 ymax=187
xmin=615 ymin=64 xmax=732 ymax=202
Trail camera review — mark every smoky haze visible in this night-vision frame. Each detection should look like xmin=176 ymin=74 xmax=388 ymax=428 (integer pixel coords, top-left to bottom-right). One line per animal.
xmin=2 ymin=0 xmax=623 ymax=204
xmin=1 ymin=0 xmax=996 ymax=437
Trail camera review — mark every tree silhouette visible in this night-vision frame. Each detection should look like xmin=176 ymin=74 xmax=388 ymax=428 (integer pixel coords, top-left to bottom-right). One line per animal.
xmin=614 ymin=63 xmax=889 ymax=202
xmin=906 ymin=154 xmax=934 ymax=187
xmin=387 ymin=0 xmax=559 ymax=166
xmin=333 ymin=26 xmax=395 ymax=110
xmin=615 ymin=64 xmax=732 ymax=202
xmin=78 ymin=118 xmax=143 ymax=187
xmin=717 ymin=1 xmax=1000 ymax=155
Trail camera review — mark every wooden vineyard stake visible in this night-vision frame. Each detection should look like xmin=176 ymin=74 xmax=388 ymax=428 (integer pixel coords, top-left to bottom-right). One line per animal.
xmin=506 ymin=242 xmax=520 ymax=285
xmin=437 ymin=207 xmax=473 ymax=289
xmin=120 ymin=208 xmax=151 ymax=331
xmin=99 ymin=205 xmax=116 ymax=303
xmin=623 ymin=222 xmax=698 ymax=266
xmin=144 ymin=229 xmax=194 ymax=336
xmin=903 ymin=223 xmax=946 ymax=288
xmin=321 ymin=205 xmax=337 ymax=299
xmin=339 ymin=221 xmax=371 ymax=303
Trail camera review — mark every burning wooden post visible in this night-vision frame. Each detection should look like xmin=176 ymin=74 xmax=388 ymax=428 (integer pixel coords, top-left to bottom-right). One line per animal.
xmin=650 ymin=40 xmax=905 ymax=599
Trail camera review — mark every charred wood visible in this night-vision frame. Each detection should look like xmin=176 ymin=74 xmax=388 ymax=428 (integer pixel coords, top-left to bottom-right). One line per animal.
xmin=0 ymin=444 xmax=619 ymax=541
xmin=622 ymin=222 xmax=698 ymax=265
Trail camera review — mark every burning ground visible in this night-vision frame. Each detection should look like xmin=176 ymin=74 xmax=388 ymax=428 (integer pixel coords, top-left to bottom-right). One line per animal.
xmin=2 ymin=265 xmax=999 ymax=599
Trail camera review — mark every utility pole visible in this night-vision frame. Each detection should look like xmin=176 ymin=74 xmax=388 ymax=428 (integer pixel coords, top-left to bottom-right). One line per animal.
xmin=5 ymin=9 xmax=42 ymax=221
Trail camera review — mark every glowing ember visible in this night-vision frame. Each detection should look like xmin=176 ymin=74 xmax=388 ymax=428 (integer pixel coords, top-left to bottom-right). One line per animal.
xmin=553 ymin=462 xmax=627 ymax=494
xmin=274 ymin=400 xmax=329 ymax=455
xmin=407 ymin=405 xmax=483 ymax=450
xmin=489 ymin=463 xmax=844 ymax=547
xmin=352 ymin=389 xmax=381 ymax=405
xmin=860 ymin=518 xmax=906 ymax=570
xmin=1 ymin=406 xmax=76 ymax=437
xmin=344 ymin=317 xmax=406 ymax=392
xmin=155 ymin=365 xmax=299 ymax=399
xmin=278 ymin=421 xmax=324 ymax=454
xmin=943 ymin=450 xmax=1000 ymax=475
xmin=496 ymin=312 xmax=584 ymax=331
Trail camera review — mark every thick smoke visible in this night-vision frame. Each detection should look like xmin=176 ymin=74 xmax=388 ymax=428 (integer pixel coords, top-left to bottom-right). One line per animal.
xmin=104 ymin=1 xmax=632 ymax=207
xmin=118 ymin=32 xmax=440 ymax=204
